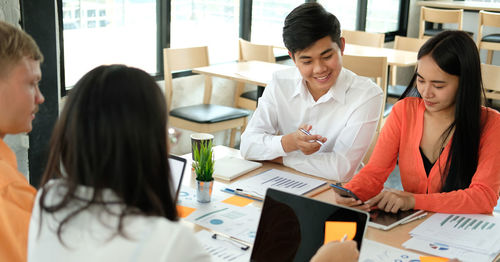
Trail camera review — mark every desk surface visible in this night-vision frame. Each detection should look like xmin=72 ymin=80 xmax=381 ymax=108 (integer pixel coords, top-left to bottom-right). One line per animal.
xmin=344 ymin=44 xmax=418 ymax=67
xmin=417 ymin=1 xmax=500 ymax=12
xmin=179 ymin=145 xmax=428 ymax=256
xmin=192 ymin=60 xmax=292 ymax=87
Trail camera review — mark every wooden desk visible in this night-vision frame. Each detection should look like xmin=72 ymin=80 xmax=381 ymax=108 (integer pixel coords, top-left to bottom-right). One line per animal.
xmin=192 ymin=60 xmax=292 ymax=87
xmin=179 ymin=145 xmax=428 ymax=256
xmin=274 ymin=44 xmax=418 ymax=67
xmin=344 ymin=44 xmax=418 ymax=67
xmin=417 ymin=1 xmax=500 ymax=12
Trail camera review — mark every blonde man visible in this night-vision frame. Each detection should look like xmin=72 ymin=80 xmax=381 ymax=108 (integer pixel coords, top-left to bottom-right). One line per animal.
xmin=0 ymin=21 xmax=44 ymax=261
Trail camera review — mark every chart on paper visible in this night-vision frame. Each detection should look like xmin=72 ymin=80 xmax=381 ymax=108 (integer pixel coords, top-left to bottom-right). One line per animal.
xmin=439 ymin=214 xmax=496 ymax=231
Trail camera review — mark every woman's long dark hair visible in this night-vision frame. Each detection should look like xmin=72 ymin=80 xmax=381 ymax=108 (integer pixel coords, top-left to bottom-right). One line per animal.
xmin=39 ymin=65 xmax=177 ymax=243
xmin=401 ymin=30 xmax=485 ymax=192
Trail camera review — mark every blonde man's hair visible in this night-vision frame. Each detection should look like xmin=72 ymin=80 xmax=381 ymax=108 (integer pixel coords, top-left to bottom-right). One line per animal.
xmin=0 ymin=21 xmax=43 ymax=77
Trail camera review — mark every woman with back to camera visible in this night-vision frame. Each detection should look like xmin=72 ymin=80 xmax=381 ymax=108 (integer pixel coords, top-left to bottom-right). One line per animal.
xmin=27 ymin=65 xmax=211 ymax=261
xmin=337 ymin=30 xmax=500 ymax=214
xmin=26 ymin=64 xmax=358 ymax=262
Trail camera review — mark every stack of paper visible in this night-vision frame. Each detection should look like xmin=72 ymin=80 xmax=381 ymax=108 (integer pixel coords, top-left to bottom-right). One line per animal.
xmin=403 ymin=213 xmax=500 ymax=261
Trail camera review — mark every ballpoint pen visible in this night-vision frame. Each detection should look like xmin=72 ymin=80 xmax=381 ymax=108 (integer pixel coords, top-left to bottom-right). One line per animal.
xmin=401 ymin=212 xmax=428 ymax=225
xmin=212 ymin=233 xmax=250 ymax=251
xmin=341 ymin=234 xmax=348 ymax=242
xmin=299 ymin=128 xmax=324 ymax=146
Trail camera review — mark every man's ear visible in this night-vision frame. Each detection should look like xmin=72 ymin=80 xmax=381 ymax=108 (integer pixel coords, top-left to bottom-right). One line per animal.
xmin=339 ymin=37 xmax=345 ymax=56
xmin=288 ymin=51 xmax=296 ymax=63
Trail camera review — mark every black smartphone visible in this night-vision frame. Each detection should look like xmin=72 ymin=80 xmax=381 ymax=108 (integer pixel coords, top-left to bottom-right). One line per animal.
xmin=330 ymin=184 xmax=361 ymax=201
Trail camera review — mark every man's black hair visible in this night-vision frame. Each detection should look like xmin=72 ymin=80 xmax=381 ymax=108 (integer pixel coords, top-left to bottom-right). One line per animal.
xmin=283 ymin=3 xmax=341 ymax=56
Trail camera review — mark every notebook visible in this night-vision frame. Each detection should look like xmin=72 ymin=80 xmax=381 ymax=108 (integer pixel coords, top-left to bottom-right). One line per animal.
xmin=168 ymin=154 xmax=187 ymax=202
xmin=213 ymin=156 xmax=262 ymax=181
xmin=251 ymin=188 xmax=369 ymax=262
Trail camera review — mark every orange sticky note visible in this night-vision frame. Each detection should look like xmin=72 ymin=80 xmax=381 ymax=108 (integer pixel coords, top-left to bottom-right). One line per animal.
xmin=222 ymin=195 xmax=254 ymax=207
xmin=177 ymin=205 xmax=196 ymax=218
xmin=324 ymin=221 xmax=357 ymax=244
xmin=419 ymin=257 xmax=449 ymax=262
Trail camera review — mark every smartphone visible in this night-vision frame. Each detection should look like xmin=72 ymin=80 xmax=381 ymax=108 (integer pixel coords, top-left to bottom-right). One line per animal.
xmin=330 ymin=184 xmax=361 ymax=201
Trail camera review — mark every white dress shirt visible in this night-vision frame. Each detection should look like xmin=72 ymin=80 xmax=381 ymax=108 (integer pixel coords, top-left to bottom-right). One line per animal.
xmin=240 ymin=67 xmax=383 ymax=182
xmin=28 ymin=180 xmax=211 ymax=262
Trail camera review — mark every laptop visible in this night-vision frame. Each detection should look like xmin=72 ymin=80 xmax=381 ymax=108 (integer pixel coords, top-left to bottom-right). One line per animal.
xmin=251 ymin=188 xmax=369 ymax=262
xmin=168 ymin=154 xmax=187 ymax=202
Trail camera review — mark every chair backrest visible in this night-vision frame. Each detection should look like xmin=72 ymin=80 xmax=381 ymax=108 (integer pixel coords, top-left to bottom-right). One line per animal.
xmin=419 ymin=7 xmax=463 ymax=39
xmin=390 ymin=36 xmax=427 ymax=85
xmin=342 ymin=30 xmax=385 ymax=48
xmin=394 ymin=36 xmax=427 ymax=52
xmin=343 ymin=54 xmax=387 ymax=127
xmin=482 ymin=63 xmax=500 ymax=101
xmin=163 ymin=46 xmax=211 ymax=111
xmin=238 ymin=39 xmax=276 ymax=63
xmin=477 ymin=11 xmax=500 ymax=46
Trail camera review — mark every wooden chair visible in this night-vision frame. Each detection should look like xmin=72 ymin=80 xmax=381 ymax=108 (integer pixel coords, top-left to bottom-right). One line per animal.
xmin=418 ymin=7 xmax=464 ymax=39
xmin=342 ymin=30 xmax=385 ymax=48
xmin=163 ymin=46 xmax=250 ymax=148
xmin=477 ymin=11 xmax=500 ymax=64
xmin=235 ymin=39 xmax=276 ymax=110
xmin=387 ymin=36 xmax=427 ymax=107
xmin=481 ymin=63 xmax=500 ymax=111
xmin=342 ymin=55 xmax=388 ymax=164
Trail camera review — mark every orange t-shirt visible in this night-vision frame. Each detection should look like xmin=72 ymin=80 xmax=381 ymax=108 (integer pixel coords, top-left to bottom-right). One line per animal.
xmin=0 ymin=138 xmax=36 ymax=261
xmin=345 ymin=98 xmax=500 ymax=214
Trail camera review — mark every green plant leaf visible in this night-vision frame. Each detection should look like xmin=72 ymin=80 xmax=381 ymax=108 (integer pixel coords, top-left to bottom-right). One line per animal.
xmin=192 ymin=140 xmax=214 ymax=182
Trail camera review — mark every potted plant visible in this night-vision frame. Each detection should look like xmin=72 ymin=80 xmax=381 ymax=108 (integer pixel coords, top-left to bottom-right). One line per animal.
xmin=192 ymin=140 xmax=214 ymax=203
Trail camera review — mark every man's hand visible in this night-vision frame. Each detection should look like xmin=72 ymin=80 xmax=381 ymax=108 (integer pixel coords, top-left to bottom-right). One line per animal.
xmin=366 ymin=189 xmax=415 ymax=213
xmin=281 ymin=124 xmax=327 ymax=154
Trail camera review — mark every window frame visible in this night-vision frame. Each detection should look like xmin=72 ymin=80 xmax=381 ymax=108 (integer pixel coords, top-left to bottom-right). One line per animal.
xmin=58 ymin=0 xmax=409 ymax=89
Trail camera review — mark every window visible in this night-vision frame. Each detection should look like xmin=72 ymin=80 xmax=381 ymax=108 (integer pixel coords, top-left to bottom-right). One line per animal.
xmin=366 ymin=0 xmax=401 ymax=33
xmin=318 ymin=0 xmax=358 ymax=31
xmin=170 ymin=0 xmax=239 ymax=63
xmin=62 ymin=0 xmax=157 ymax=86
xmin=250 ymin=0 xmax=304 ymax=47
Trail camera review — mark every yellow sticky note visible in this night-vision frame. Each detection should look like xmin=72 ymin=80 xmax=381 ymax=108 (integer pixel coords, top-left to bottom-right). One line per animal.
xmin=419 ymin=257 xmax=449 ymax=262
xmin=324 ymin=221 xmax=357 ymax=244
xmin=177 ymin=205 xmax=196 ymax=218
xmin=222 ymin=195 xmax=254 ymax=207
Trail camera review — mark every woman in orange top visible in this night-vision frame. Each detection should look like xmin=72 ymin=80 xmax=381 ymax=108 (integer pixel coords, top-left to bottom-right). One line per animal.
xmin=338 ymin=30 xmax=500 ymax=214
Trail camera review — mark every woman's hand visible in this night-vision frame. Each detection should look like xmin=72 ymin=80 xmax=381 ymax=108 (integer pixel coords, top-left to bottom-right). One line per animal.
xmin=366 ymin=189 xmax=415 ymax=213
xmin=332 ymin=191 xmax=371 ymax=212
xmin=310 ymin=240 xmax=359 ymax=262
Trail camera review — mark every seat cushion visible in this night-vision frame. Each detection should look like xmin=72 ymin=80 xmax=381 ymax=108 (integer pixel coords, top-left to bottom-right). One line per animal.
xmin=240 ymin=90 xmax=258 ymax=101
xmin=425 ymin=29 xmax=473 ymax=37
xmin=384 ymin=103 xmax=394 ymax=118
xmin=387 ymin=85 xmax=406 ymax=98
xmin=483 ymin=34 xmax=500 ymax=43
xmin=170 ymin=104 xmax=249 ymax=124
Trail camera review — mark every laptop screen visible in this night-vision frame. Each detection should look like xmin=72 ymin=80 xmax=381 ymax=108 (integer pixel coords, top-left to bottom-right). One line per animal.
xmin=251 ymin=188 xmax=369 ymax=262
xmin=168 ymin=154 xmax=187 ymax=202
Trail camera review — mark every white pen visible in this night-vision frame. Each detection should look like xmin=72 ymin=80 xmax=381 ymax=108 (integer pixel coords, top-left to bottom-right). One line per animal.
xmin=401 ymin=212 xmax=428 ymax=225
xmin=212 ymin=233 xmax=250 ymax=250
xmin=299 ymin=128 xmax=324 ymax=145
xmin=341 ymin=234 xmax=348 ymax=242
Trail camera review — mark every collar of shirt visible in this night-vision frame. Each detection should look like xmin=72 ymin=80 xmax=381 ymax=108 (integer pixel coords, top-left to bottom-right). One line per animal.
xmin=0 ymin=137 xmax=17 ymax=169
xmin=291 ymin=68 xmax=349 ymax=105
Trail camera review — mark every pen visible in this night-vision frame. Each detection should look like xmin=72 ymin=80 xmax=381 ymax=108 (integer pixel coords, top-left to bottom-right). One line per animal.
xmin=299 ymin=128 xmax=324 ymax=146
xmin=401 ymin=212 xmax=428 ymax=225
xmin=341 ymin=234 xmax=348 ymax=242
xmin=222 ymin=188 xmax=263 ymax=201
xmin=212 ymin=233 xmax=250 ymax=251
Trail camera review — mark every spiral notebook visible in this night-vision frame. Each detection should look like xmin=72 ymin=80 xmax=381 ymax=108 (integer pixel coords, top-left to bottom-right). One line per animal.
xmin=213 ymin=156 xmax=262 ymax=181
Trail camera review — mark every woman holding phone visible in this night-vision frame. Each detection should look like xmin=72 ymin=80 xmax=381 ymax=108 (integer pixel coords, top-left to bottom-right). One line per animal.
xmin=336 ymin=30 xmax=500 ymax=214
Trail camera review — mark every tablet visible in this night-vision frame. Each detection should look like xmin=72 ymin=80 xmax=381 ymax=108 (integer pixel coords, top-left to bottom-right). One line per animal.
xmin=251 ymin=188 xmax=369 ymax=262
xmin=369 ymin=209 xmax=426 ymax=230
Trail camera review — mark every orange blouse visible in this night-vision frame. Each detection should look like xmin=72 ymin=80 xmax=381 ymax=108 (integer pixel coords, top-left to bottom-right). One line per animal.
xmin=345 ymin=98 xmax=500 ymax=214
xmin=0 ymin=138 xmax=36 ymax=261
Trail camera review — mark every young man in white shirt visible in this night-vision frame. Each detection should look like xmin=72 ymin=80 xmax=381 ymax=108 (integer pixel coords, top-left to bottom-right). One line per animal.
xmin=240 ymin=3 xmax=383 ymax=182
